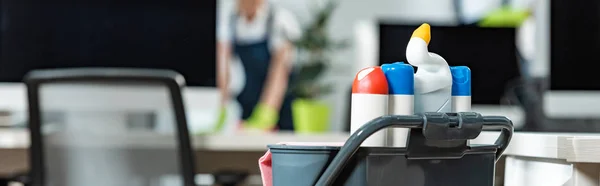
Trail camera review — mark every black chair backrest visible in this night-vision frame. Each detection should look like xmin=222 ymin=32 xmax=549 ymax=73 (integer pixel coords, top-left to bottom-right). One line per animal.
xmin=25 ymin=68 xmax=195 ymax=186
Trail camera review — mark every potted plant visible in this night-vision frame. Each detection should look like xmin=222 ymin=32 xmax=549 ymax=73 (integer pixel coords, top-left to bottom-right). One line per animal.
xmin=291 ymin=0 xmax=347 ymax=133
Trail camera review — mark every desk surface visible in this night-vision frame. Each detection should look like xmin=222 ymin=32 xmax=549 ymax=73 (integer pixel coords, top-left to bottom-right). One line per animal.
xmin=2 ymin=129 xmax=600 ymax=163
xmin=473 ymin=131 xmax=600 ymax=163
xmin=0 ymin=129 xmax=351 ymax=176
xmin=0 ymin=129 xmax=351 ymax=151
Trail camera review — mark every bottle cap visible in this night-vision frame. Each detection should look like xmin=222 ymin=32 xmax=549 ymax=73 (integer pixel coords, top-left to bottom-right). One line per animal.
xmin=411 ymin=23 xmax=431 ymax=45
xmin=352 ymin=66 xmax=388 ymax=94
xmin=382 ymin=62 xmax=414 ymax=95
xmin=451 ymin=66 xmax=471 ymax=96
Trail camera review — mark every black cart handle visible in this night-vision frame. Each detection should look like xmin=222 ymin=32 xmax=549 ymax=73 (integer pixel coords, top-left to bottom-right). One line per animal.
xmin=314 ymin=112 xmax=513 ymax=186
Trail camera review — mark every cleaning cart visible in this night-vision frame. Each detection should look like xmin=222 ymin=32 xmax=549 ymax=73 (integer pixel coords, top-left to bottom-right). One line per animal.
xmin=268 ymin=112 xmax=513 ymax=186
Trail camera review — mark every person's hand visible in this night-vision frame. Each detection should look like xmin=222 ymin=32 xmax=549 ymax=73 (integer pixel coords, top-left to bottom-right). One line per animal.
xmin=244 ymin=103 xmax=278 ymax=130
xmin=236 ymin=121 xmax=271 ymax=134
xmin=215 ymin=90 xmax=230 ymax=132
xmin=219 ymin=91 xmax=229 ymax=108
xmin=214 ymin=107 xmax=227 ymax=132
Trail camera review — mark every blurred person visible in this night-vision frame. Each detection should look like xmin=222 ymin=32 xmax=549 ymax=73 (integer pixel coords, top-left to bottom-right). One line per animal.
xmin=216 ymin=0 xmax=301 ymax=131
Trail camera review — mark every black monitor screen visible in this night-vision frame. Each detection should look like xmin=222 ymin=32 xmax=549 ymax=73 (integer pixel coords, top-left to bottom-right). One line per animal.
xmin=379 ymin=24 xmax=519 ymax=105
xmin=0 ymin=0 xmax=216 ymax=86
xmin=550 ymin=0 xmax=600 ymax=90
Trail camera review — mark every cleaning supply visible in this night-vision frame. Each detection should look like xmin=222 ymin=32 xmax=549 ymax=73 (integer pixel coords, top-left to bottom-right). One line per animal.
xmin=406 ymin=23 xmax=453 ymax=113
xmin=451 ymin=66 xmax=472 ymax=112
xmin=351 ymin=66 xmax=388 ymax=146
xmin=381 ymin=62 xmax=414 ymax=147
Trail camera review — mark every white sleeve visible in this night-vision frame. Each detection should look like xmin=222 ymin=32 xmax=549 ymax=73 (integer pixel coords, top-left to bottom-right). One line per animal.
xmin=217 ymin=1 xmax=233 ymax=43
xmin=270 ymin=7 xmax=302 ymax=51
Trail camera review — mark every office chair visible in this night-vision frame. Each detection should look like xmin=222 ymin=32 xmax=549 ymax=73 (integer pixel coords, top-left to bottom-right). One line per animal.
xmin=25 ymin=68 xmax=195 ymax=186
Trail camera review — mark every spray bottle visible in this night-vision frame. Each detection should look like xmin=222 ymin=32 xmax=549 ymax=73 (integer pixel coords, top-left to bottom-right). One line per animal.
xmin=351 ymin=66 xmax=389 ymax=146
xmin=382 ymin=62 xmax=414 ymax=147
xmin=451 ymin=66 xmax=472 ymax=112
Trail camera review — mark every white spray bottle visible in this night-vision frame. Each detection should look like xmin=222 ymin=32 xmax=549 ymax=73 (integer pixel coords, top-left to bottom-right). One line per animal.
xmin=406 ymin=23 xmax=453 ymax=113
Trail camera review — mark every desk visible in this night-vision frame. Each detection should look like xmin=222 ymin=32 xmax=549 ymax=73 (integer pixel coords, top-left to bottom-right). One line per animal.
xmin=472 ymin=132 xmax=600 ymax=186
xmin=2 ymin=130 xmax=600 ymax=186
xmin=0 ymin=129 xmax=349 ymax=177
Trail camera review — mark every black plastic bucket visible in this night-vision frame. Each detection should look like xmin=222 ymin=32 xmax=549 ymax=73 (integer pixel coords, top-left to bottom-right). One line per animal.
xmin=269 ymin=112 xmax=513 ymax=186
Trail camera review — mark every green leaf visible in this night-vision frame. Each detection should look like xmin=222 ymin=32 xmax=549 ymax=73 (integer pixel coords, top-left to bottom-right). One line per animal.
xmin=328 ymin=39 xmax=350 ymax=50
xmin=294 ymin=62 xmax=326 ymax=83
xmin=317 ymin=84 xmax=334 ymax=95
xmin=289 ymin=0 xmax=345 ymax=99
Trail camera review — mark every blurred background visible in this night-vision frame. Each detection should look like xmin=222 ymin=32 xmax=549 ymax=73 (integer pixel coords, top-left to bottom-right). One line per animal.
xmin=0 ymin=0 xmax=549 ymax=134
xmin=0 ymin=0 xmax=598 ymax=185
xmin=214 ymin=0 xmax=535 ymax=133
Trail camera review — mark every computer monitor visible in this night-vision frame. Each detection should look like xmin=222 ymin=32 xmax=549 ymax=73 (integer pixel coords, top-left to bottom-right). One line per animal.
xmin=543 ymin=0 xmax=600 ymax=118
xmin=0 ymin=0 xmax=216 ymax=87
xmin=379 ymin=23 xmax=524 ymax=124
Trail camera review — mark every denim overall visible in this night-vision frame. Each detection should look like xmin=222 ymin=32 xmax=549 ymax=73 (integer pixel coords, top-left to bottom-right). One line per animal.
xmin=231 ymin=9 xmax=295 ymax=130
